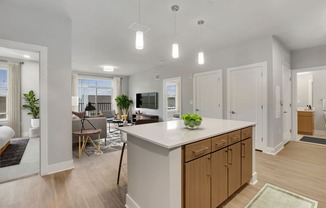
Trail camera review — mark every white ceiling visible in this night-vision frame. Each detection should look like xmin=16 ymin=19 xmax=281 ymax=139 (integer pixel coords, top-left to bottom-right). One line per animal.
xmin=6 ymin=0 xmax=326 ymax=75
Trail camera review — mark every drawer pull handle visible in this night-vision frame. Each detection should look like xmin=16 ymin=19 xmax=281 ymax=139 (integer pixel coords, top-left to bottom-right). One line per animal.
xmin=215 ymin=140 xmax=226 ymax=147
xmin=192 ymin=146 xmax=209 ymax=156
xmin=231 ymin=136 xmax=239 ymax=140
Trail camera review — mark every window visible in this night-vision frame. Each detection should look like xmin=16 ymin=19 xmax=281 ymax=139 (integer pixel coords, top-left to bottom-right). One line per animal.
xmin=78 ymin=77 xmax=112 ymax=115
xmin=0 ymin=68 xmax=8 ymax=120
xmin=167 ymin=84 xmax=177 ymax=111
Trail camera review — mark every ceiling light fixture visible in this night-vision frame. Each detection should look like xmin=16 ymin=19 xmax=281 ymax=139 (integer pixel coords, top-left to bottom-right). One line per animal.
xmin=23 ymin=55 xmax=30 ymax=59
xmin=171 ymin=5 xmax=180 ymax=59
xmin=197 ymin=20 xmax=205 ymax=65
xmin=103 ymin=66 xmax=114 ymax=72
xmin=135 ymin=0 xmax=144 ymax=50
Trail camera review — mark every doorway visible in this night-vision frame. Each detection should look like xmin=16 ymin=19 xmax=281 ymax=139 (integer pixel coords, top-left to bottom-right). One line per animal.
xmin=227 ymin=62 xmax=267 ymax=151
xmin=0 ymin=46 xmax=40 ymax=182
xmin=292 ymin=66 xmax=326 ymax=141
xmin=163 ymin=76 xmax=181 ymax=121
xmin=193 ymin=70 xmax=222 ymax=118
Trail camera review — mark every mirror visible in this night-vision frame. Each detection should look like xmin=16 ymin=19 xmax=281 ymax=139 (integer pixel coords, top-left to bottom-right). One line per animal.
xmin=297 ymin=72 xmax=313 ymax=108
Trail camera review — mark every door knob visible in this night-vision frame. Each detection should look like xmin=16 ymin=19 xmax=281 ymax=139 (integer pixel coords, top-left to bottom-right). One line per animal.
xmin=283 ymin=111 xmax=287 ymax=113
xmin=195 ymin=109 xmax=199 ymax=112
xmin=230 ymin=111 xmax=235 ymax=114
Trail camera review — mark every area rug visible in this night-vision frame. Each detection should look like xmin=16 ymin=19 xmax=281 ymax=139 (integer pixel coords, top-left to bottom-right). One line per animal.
xmin=300 ymin=136 xmax=326 ymax=145
xmin=0 ymin=138 xmax=29 ymax=168
xmin=245 ymin=183 xmax=318 ymax=208
xmin=73 ymin=128 xmax=124 ymax=157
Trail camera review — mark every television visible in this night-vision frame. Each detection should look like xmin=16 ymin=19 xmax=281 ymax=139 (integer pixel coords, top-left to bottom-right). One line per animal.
xmin=136 ymin=92 xmax=158 ymax=109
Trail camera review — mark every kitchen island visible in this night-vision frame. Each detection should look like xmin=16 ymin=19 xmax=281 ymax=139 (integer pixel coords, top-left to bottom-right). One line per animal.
xmin=119 ymin=118 xmax=256 ymax=208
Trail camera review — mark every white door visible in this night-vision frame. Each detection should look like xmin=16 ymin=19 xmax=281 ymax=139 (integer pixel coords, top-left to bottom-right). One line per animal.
xmin=282 ymin=66 xmax=292 ymax=143
xmin=193 ymin=70 xmax=222 ymax=118
xmin=163 ymin=77 xmax=181 ymax=121
xmin=228 ymin=64 xmax=265 ymax=151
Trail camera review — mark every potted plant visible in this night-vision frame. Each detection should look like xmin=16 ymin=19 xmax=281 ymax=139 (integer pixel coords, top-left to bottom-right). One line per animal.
xmin=22 ymin=90 xmax=40 ymax=128
xmin=115 ymin=94 xmax=133 ymax=119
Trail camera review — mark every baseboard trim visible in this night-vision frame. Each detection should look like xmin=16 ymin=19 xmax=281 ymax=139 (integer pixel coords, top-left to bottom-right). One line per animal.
xmin=314 ymin=130 xmax=326 ymax=136
xmin=264 ymin=142 xmax=284 ymax=155
xmin=21 ymin=131 xmax=29 ymax=137
xmin=250 ymin=172 xmax=258 ymax=185
xmin=46 ymin=160 xmax=74 ymax=175
xmin=126 ymin=194 xmax=141 ymax=208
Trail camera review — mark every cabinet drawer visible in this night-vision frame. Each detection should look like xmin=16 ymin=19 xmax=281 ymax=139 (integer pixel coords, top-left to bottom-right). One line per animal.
xmin=241 ymin=127 xmax=252 ymax=140
xmin=185 ymin=139 xmax=211 ymax=162
xmin=228 ymin=130 xmax=240 ymax=145
xmin=212 ymin=134 xmax=228 ymax=151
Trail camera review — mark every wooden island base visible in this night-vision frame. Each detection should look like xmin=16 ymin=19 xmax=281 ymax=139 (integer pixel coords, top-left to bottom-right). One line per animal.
xmin=119 ymin=118 xmax=256 ymax=208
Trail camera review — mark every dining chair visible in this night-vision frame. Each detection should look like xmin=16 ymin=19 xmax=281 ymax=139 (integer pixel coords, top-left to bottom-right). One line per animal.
xmin=116 ymin=119 xmax=158 ymax=185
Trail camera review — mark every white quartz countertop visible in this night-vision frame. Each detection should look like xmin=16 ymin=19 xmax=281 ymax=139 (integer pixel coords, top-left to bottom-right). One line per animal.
xmin=118 ymin=118 xmax=255 ymax=149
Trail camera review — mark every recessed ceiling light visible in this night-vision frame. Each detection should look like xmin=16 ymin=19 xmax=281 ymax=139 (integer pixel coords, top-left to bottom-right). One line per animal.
xmin=297 ymin=72 xmax=311 ymax=75
xmin=23 ymin=55 xmax=30 ymax=59
xmin=103 ymin=66 xmax=114 ymax=72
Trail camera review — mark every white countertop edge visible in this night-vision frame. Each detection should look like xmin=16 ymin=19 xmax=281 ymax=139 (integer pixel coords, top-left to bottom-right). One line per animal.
xmin=118 ymin=121 xmax=256 ymax=149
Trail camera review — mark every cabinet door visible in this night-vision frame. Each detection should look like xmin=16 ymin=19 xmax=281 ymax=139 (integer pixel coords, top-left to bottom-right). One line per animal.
xmin=185 ymin=154 xmax=211 ymax=208
xmin=298 ymin=111 xmax=314 ymax=135
xmin=228 ymin=142 xmax=241 ymax=196
xmin=211 ymin=147 xmax=228 ymax=208
xmin=241 ymin=138 xmax=252 ymax=186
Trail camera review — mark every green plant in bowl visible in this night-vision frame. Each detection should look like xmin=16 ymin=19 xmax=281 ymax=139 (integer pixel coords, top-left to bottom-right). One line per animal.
xmin=181 ymin=113 xmax=202 ymax=129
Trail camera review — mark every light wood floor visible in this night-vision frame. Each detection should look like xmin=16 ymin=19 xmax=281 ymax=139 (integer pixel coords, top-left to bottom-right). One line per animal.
xmin=0 ymin=141 xmax=325 ymax=208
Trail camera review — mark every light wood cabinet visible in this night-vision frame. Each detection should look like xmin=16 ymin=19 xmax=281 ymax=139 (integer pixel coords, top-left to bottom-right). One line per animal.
xmin=298 ymin=111 xmax=314 ymax=135
xmin=185 ymin=154 xmax=211 ymax=208
xmin=227 ymin=142 xmax=241 ymax=196
xmin=184 ymin=127 xmax=253 ymax=208
xmin=241 ymin=138 xmax=252 ymax=186
xmin=211 ymin=147 xmax=228 ymax=208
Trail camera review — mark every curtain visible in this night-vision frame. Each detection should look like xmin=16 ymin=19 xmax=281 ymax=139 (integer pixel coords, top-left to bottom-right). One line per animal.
xmin=71 ymin=73 xmax=79 ymax=112
xmin=7 ymin=61 xmax=21 ymax=137
xmin=112 ymin=77 xmax=121 ymax=114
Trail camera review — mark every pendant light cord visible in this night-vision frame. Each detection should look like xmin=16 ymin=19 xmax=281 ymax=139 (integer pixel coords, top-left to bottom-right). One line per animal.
xmin=199 ymin=25 xmax=202 ymax=50
xmin=174 ymin=12 xmax=177 ymax=40
xmin=138 ymin=0 xmax=141 ymax=24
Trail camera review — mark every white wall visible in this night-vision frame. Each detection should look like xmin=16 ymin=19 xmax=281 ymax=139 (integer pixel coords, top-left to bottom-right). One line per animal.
xmin=0 ymin=1 xmax=72 ymax=170
xmin=292 ymin=44 xmax=326 ymax=69
xmin=311 ymin=70 xmax=326 ymax=133
xmin=21 ymin=61 xmax=39 ymax=137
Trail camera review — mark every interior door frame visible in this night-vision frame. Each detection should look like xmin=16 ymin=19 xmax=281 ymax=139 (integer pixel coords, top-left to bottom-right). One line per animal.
xmin=193 ymin=69 xmax=223 ymax=117
xmin=227 ymin=62 xmax=268 ymax=152
xmin=292 ymin=65 xmax=326 ymax=141
xmin=0 ymin=38 xmax=48 ymax=175
xmin=282 ymin=65 xmax=292 ymax=143
xmin=163 ymin=76 xmax=182 ymax=121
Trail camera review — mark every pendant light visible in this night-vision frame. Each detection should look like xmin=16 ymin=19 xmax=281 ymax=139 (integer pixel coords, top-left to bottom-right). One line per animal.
xmin=197 ymin=20 xmax=205 ymax=65
xmin=135 ymin=0 xmax=143 ymax=50
xmin=171 ymin=5 xmax=179 ymax=59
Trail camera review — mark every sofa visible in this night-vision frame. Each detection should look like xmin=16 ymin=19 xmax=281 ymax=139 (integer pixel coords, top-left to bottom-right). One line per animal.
xmin=72 ymin=116 xmax=107 ymax=142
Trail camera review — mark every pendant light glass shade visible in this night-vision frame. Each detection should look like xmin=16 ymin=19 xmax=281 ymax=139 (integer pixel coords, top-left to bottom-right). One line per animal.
xmin=198 ymin=51 xmax=204 ymax=65
xmin=135 ymin=31 xmax=144 ymax=50
xmin=172 ymin=43 xmax=179 ymax=59
xmin=171 ymin=5 xmax=180 ymax=59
